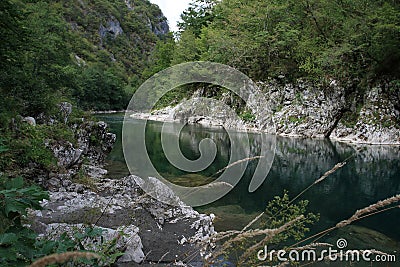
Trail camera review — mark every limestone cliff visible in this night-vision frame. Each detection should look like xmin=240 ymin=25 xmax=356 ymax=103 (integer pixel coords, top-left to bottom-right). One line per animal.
xmin=169 ymin=80 xmax=400 ymax=145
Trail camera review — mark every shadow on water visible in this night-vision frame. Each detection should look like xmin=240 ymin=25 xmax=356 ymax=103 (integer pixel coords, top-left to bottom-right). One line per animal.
xmin=97 ymin=113 xmax=400 ymax=252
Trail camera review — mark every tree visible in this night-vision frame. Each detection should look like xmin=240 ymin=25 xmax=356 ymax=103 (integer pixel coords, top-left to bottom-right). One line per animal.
xmin=142 ymin=33 xmax=176 ymax=79
xmin=0 ymin=1 xmax=76 ymax=117
xmin=174 ymin=0 xmax=400 ymax=84
xmin=74 ymin=64 xmax=128 ymax=111
xmin=172 ymin=30 xmax=204 ymax=64
xmin=178 ymin=0 xmax=217 ymax=37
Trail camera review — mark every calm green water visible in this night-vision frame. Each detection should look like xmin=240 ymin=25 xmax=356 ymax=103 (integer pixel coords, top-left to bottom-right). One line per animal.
xmin=98 ymin=113 xmax=400 ymax=251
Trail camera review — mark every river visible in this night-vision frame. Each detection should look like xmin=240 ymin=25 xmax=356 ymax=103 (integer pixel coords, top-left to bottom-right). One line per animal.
xmin=97 ymin=113 xmax=400 ymax=256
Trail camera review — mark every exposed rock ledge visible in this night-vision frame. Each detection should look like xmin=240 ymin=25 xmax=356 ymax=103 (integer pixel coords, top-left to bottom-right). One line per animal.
xmin=129 ymin=81 xmax=400 ymax=145
xmin=29 ymin=175 xmax=215 ymax=266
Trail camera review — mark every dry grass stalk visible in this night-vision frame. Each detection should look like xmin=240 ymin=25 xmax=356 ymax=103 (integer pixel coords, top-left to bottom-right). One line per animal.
xmin=209 ymin=230 xmax=241 ymax=242
xmin=205 ymin=159 xmax=346 ymax=246
xmin=289 ymin=160 xmax=349 ymax=206
xmin=313 ymin=162 xmax=347 ymax=185
xmin=180 ymin=156 xmax=264 ymax=200
xmin=196 ymin=213 xmax=266 ymax=257
xmin=242 ymin=211 xmax=265 ymax=232
xmin=210 ymin=212 xmax=266 ymax=243
xmin=292 ymin=242 xmax=333 ymax=251
xmin=336 ymin=194 xmax=400 ymax=228
xmin=157 ymin=251 xmax=170 ymax=263
xmin=288 ymin=195 xmax=400 ymax=252
xmin=210 ymin=215 xmax=304 ymax=264
xmin=239 ymin=160 xmax=396 ymax=266
xmin=203 ymin=159 xmax=348 ymax=265
xmin=238 ymin=215 xmax=305 ymax=264
xmin=213 ymin=156 xmax=264 ymax=177
xmin=195 ymin=157 xmax=346 ymax=264
xmin=29 ymin=251 xmax=100 ymax=267
xmin=202 ymin=154 xmax=398 ymax=266
xmin=239 ymin=159 xmax=349 ymax=261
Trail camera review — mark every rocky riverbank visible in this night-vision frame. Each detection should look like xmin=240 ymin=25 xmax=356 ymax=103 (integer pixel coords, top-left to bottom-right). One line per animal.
xmin=129 ymin=79 xmax=400 ymax=145
xmin=42 ymin=120 xmax=116 ymax=192
xmin=29 ymin=175 xmax=215 ymax=266
xmin=23 ymin=110 xmax=215 ymax=266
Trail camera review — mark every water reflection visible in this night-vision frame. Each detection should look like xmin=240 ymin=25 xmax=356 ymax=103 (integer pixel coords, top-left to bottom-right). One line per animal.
xmin=98 ymin=114 xmax=400 ymax=242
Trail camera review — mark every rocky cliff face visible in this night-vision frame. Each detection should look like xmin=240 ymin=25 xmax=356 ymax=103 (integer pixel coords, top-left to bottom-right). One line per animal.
xmin=331 ymin=86 xmax=400 ymax=144
xmin=171 ymin=80 xmax=400 ymax=145
xmin=256 ymin=79 xmax=347 ymax=138
xmin=63 ymin=0 xmax=169 ymax=74
xmin=258 ymin=80 xmax=399 ymax=144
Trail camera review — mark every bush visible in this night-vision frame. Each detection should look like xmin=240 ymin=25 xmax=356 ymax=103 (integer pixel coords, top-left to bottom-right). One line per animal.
xmin=0 ymin=176 xmax=49 ymax=266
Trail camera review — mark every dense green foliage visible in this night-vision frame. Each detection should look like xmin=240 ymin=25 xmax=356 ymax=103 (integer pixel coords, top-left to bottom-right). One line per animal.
xmin=0 ymin=1 xmax=168 ymax=263
xmin=178 ymin=0 xmax=216 ymax=38
xmin=0 ymin=177 xmax=49 ymax=266
xmin=0 ymin=118 xmax=75 ymax=176
xmin=143 ymin=0 xmax=400 ymax=106
xmin=0 ymin=0 xmax=167 ymax=118
xmin=263 ymin=191 xmax=319 ymax=242
xmin=2 ymin=0 xmax=399 ymax=114
xmin=170 ymin=0 xmax=400 ymax=84
xmin=4 ymin=0 xmax=397 ymax=115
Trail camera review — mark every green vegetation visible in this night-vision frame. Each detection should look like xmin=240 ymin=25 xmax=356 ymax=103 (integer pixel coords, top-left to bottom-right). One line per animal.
xmin=0 ymin=0 xmax=399 ymax=265
xmin=3 ymin=0 xmax=398 ymax=117
xmin=212 ymin=191 xmax=319 ymax=266
xmin=239 ymin=110 xmax=257 ymax=123
xmin=145 ymin=0 xmax=399 ymax=106
xmin=0 ymin=3 xmax=168 ymax=261
xmin=175 ymin=0 xmax=400 ymax=82
xmin=0 ymin=124 xmax=55 ymax=174
xmin=0 ymin=176 xmax=49 ymax=266
xmin=0 ymin=116 xmax=81 ymax=176
xmin=263 ymin=191 xmax=319 ymax=242
xmin=2 ymin=0 xmax=399 ymax=116
xmin=288 ymin=115 xmax=306 ymax=124
xmin=0 ymin=0 xmax=167 ymax=118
